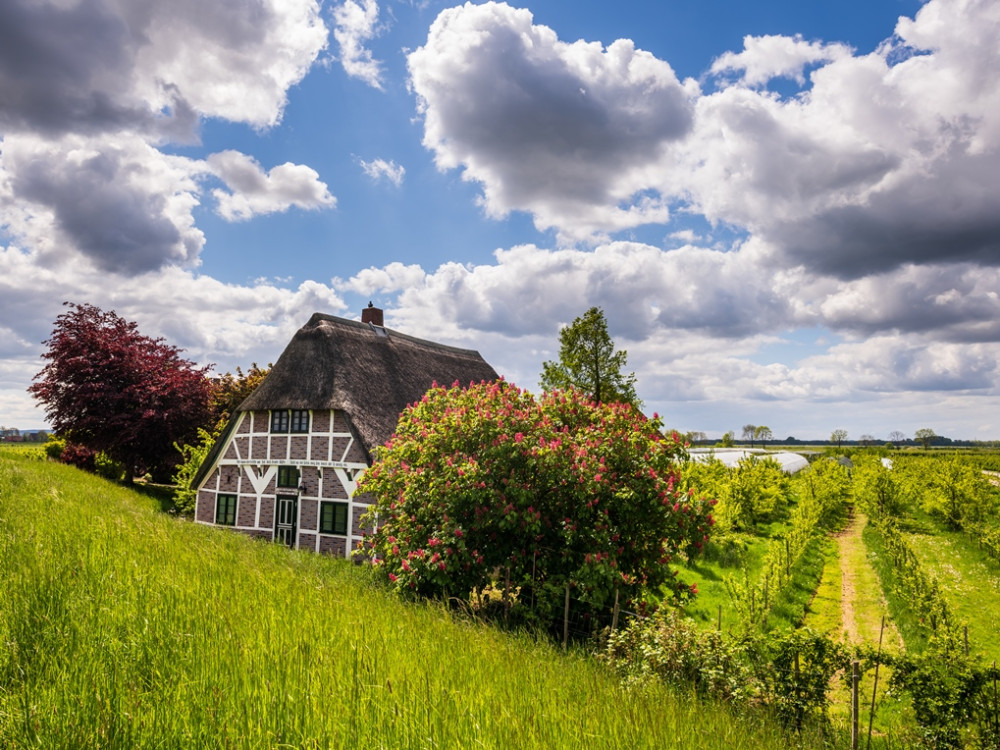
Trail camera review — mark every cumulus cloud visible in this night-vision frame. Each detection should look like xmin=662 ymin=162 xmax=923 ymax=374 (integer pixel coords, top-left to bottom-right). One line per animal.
xmin=409 ymin=0 xmax=1000 ymax=278
xmin=333 ymin=0 xmax=384 ymax=89
xmin=359 ymin=157 xmax=405 ymax=186
xmin=710 ymin=34 xmax=852 ymax=86
xmin=208 ymin=151 xmax=336 ymax=221
xmin=0 ymin=241 xmax=347 ymax=424
xmin=1 ymin=134 xmax=205 ymax=274
xmin=0 ymin=0 xmax=331 ymax=276
xmin=335 ymin=240 xmax=1000 ymax=428
xmin=0 ymin=0 xmax=327 ymax=136
xmin=672 ymin=0 xmax=1000 ymax=278
xmin=408 ymin=1 xmax=695 ymax=242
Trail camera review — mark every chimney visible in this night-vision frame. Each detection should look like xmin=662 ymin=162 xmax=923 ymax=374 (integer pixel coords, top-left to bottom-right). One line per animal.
xmin=361 ymin=301 xmax=384 ymax=327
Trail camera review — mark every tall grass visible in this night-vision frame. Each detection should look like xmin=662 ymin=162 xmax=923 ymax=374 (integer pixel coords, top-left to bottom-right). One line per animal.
xmin=0 ymin=454 xmax=813 ymax=749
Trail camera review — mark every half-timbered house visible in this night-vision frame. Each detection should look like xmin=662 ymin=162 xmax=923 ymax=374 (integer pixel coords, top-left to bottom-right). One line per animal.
xmin=192 ymin=306 xmax=499 ymax=557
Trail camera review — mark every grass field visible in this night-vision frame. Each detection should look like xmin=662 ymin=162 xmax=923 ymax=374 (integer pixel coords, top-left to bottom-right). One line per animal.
xmin=903 ymin=514 xmax=1000 ymax=663
xmin=0 ymin=451 xmax=828 ymax=749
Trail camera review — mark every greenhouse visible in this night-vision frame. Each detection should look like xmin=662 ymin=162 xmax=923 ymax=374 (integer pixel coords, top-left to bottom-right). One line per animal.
xmin=687 ymin=448 xmax=810 ymax=474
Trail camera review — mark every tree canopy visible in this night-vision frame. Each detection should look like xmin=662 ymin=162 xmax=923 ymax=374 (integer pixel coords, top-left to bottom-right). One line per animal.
xmin=29 ymin=302 xmax=212 ymax=481
xmin=539 ymin=307 xmax=640 ymax=409
xmin=358 ymin=380 xmax=713 ymax=623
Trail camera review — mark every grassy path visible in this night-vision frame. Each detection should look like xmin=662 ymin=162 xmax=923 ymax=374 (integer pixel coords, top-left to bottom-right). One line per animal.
xmin=805 ymin=512 xmax=903 ymax=652
xmin=839 ymin=514 xmax=904 ymax=651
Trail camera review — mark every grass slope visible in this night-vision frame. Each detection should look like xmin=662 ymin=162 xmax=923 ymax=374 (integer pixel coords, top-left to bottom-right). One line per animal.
xmin=0 ymin=453 xmax=815 ymax=749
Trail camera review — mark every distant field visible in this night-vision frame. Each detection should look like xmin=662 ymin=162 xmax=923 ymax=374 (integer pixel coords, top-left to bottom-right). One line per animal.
xmin=0 ymin=451 xmax=821 ymax=749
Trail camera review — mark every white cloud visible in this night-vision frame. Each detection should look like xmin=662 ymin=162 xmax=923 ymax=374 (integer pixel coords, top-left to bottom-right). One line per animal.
xmin=0 ymin=0 xmax=328 ymax=135
xmin=0 ymin=243 xmax=347 ymax=426
xmin=1 ymin=133 xmax=206 ymax=274
xmin=671 ymin=0 xmax=1000 ymax=277
xmin=208 ymin=151 xmax=336 ymax=221
xmin=408 ymin=1 xmax=695 ymax=242
xmin=347 ymin=262 xmax=426 ymax=295
xmin=358 ymin=157 xmax=405 ymax=186
xmin=710 ymin=34 xmax=852 ymax=86
xmin=333 ymin=0 xmax=384 ymax=89
xmin=0 ymin=0 xmax=331 ymax=275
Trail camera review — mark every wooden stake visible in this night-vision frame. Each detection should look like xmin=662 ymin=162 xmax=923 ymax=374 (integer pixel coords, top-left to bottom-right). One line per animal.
xmin=563 ymin=583 xmax=570 ymax=650
xmin=611 ymin=587 xmax=620 ymax=632
xmin=851 ymin=660 xmax=860 ymax=750
xmin=867 ymin=616 xmax=885 ymax=750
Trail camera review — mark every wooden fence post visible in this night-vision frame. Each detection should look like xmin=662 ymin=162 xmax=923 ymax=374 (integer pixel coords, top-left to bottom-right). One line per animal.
xmin=851 ymin=660 xmax=860 ymax=750
xmin=563 ymin=583 xmax=570 ymax=650
xmin=611 ymin=587 xmax=620 ymax=632
xmin=867 ymin=616 xmax=885 ymax=750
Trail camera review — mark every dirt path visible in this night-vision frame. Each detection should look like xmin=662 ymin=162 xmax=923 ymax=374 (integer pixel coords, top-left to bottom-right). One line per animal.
xmin=837 ymin=512 xmax=861 ymax=644
xmin=836 ymin=511 xmax=904 ymax=650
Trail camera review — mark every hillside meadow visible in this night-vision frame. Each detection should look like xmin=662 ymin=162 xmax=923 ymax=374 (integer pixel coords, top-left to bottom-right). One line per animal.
xmin=0 ymin=449 xmax=824 ymax=749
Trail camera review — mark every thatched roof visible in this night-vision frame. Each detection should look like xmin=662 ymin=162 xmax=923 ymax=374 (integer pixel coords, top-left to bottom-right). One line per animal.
xmin=206 ymin=312 xmax=499 ymax=471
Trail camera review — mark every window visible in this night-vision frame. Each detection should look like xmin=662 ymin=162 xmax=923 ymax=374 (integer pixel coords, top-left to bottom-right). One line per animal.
xmin=216 ymin=494 xmax=237 ymax=526
xmin=290 ymin=409 xmax=310 ymax=433
xmin=319 ymin=502 xmax=349 ymax=535
xmin=277 ymin=466 xmax=299 ymax=488
xmin=270 ymin=410 xmax=289 ymax=433
xmin=271 ymin=409 xmax=310 ymax=433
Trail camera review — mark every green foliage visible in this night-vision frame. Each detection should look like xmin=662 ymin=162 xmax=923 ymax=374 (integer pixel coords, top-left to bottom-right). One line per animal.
xmin=852 ymin=455 xmax=913 ymax=518
xmin=691 ymin=456 xmax=789 ymax=532
xmin=358 ymin=380 xmax=714 ymax=623
xmin=604 ymin=608 xmax=754 ymax=702
xmin=539 ymin=307 xmax=640 ymax=409
xmin=43 ymin=435 xmax=64 ymax=460
xmin=867 ymin=515 xmax=955 ymax=643
xmin=209 ymin=362 xmax=270 ymax=430
xmin=919 ymin=455 xmax=995 ymax=529
xmin=93 ymin=451 xmax=125 ymax=481
xmin=171 ymin=428 xmax=217 ymax=515
xmin=887 ymin=639 xmax=1000 ymax=749
xmin=604 ymin=610 xmax=847 ymax=730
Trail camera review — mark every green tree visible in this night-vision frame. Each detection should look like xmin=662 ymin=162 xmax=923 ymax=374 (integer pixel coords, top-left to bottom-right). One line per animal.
xmin=922 ymin=455 xmax=994 ymax=529
xmin=209 ymin=363 xmax=271 ymax=430
xmin=358 ymin=380 xmax=714 ymax=622
xmin=853 ymin=456 xmax=912 ymax=518
xmin=830 ymin=429 xmax=848 ymax=448
xmin=539 ymin=307 xmax=640 ymax=409
xmin=754 ymin=425 xmax=773 ymax=446
xmin=718 ymin=431 xmax=735 ymax=447
xmin=915 ymin=427 xmax=937 ymax=449
xmin=741 ymin=424 xmax=757 ymax=448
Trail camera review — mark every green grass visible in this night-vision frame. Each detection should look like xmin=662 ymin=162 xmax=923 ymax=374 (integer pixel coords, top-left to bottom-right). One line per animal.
xmin=800 ymin=536 xmax=841 ymax=637
xmin=903 ymin=513 xmax=1000 ymax=662
xmin=673 ymin=519 xmax=797 ymax=632
xmin=0 ymin=453 xmax=824 ymax=749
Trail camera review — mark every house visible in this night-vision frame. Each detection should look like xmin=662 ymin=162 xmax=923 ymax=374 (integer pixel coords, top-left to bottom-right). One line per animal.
xmin=193 ymin=306 xmax=499 ymax=557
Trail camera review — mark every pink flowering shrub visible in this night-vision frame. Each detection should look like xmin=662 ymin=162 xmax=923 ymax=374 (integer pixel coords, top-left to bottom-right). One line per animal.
xmin=358 ymin=379 xmax=714 ymax=621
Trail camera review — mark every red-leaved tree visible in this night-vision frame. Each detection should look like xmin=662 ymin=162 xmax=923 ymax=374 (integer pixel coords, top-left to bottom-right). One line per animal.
xmin=358 ymin=380 xmax=714 ymax=625
xmin=29 ymin=303 xmax=213 ymax=482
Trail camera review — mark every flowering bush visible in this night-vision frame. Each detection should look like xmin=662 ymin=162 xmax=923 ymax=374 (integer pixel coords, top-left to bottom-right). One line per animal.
xmin=358 ymin=380 xmax=714 ymax=621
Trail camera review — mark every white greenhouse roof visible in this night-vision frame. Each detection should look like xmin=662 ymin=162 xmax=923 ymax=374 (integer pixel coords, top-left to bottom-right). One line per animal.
xmin=687 ymin=448 xmax=810 ymax=474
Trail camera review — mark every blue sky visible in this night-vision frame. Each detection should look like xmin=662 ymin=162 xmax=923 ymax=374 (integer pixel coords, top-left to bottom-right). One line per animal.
xmin=2 ymin=0 xmax=999 ymax=442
